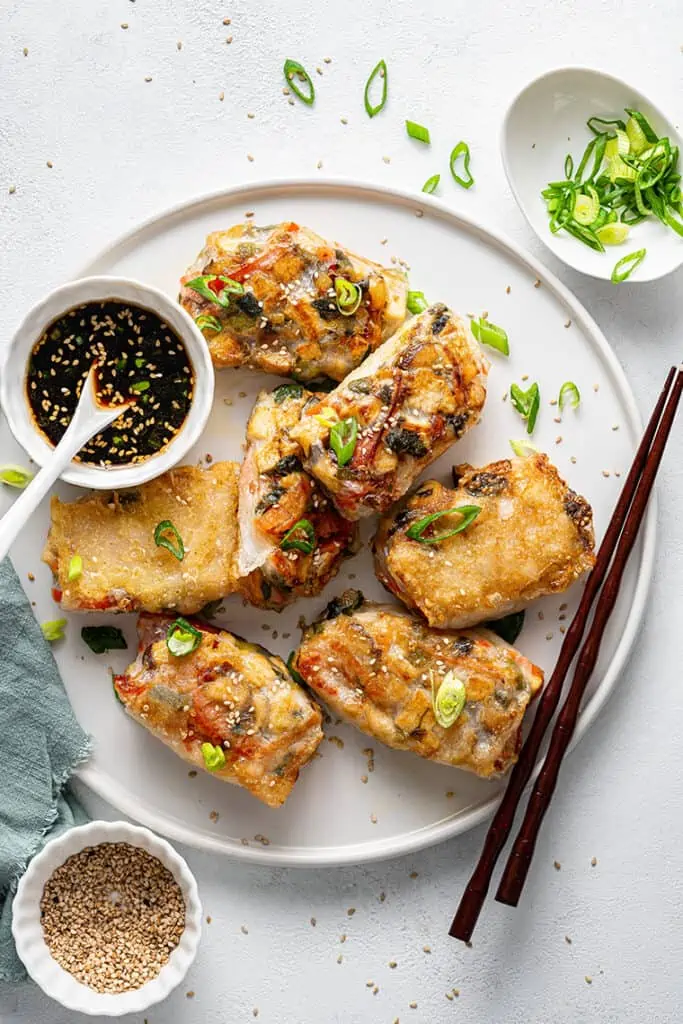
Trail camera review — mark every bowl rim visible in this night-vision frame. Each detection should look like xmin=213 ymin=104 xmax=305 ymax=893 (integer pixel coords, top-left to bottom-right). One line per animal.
xmin=0 ymin=274 xmax=215 ymax=489
xmin=11 ymin=819 xmax=202 ymax=1016
xmin=500 ymin=64 xmax=683 ymax=283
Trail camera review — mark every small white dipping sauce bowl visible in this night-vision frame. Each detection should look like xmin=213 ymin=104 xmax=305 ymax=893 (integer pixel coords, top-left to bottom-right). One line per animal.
xmin=12 ymin=819 xmax=202 ymax=1016
xmin=501 ymin=66 xmax=683 ymax=282
xmin=0 ymin=276 xmax=214 ymax=489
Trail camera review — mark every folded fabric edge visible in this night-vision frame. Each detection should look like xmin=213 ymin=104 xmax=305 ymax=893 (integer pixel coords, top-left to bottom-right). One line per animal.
xmin=0 ymin=740 xmax=91 ymax=984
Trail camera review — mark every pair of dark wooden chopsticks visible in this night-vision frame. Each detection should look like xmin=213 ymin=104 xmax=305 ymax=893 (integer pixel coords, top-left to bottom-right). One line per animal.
xmin=450 ymin=365 xmax=683 ymax=941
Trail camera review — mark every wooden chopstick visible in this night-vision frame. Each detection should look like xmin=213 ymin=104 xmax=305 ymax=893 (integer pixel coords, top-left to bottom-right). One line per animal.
xmin=495 ymin=365 xmax=683 ymax=906
xmin=450 ymin=366 xmax=680 ymax=941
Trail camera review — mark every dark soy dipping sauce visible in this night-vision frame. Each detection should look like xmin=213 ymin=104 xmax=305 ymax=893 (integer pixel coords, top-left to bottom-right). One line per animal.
xmin=26 ymin=300 xmax=194 ymax=467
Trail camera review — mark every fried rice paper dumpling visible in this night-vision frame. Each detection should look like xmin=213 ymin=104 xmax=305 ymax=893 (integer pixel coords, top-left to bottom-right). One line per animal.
xmin=179 ymin=221 xmax=408 ymax=382
xmin=292 ymin=592 xmax=543 ymax=779
xmin=115 ymin=614 xmax=323 ymax=807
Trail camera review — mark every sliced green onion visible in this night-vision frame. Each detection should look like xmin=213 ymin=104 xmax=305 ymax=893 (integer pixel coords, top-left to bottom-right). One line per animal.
xmin=201 ymin=741 xmax=226 ymax=772
xmin=67 ymin=555 xmax=83 ymax=582
xmin=406 ymin=120 xmax=430 ymax=144
xmin=406 ymin=504 xmax=481 ymax=545
xmin=509 ymin=439 xmax=540 ymax=458
xmin=558 ymin=381 xmax=581 ymax=412
xmin=0 ymin=464 xmax=34 ymax=488
xmin=154 ymin=520 xmax=185 ymax=561
xmin=364 ymin=59 xmax=387 ymax=118
xmin=334 ymin=277 xmax=362 ymax=316
xmin=604 ymin=130 xmax=630 ymax=159
xmin=607 ymin=155 xmax=637 ymax=183
xmin=564 ymin=154 xmax=574 ymax=178
xmin=130 ymin=380 xmax=150 ymax=393
xmin=625 ymin=108 xmax=658 ymax=146
xmin=431 ymin=670 xmax=467 ymax=728
xmin=587 ymin=114 xmax=626 ymax=135
xmin=545 ymin=107 xmax=681 ymax=259
xmin=510 ymin=382 xmax=541 ymax=435
xmin=422 ymin=174 xmax=440 ymax=194
xmin=41 ymin=619 xmax=66 ymax=643
xmin=167 ymin=617 xmax=202 ymax=657
xmin=195 ymin=314 xmax=222 ymax=333
xmin=280 ymin=518 xmax=316 ymax=554
xmin=611 ymin=248 xmax=647 ymax=283
xmin=449 ymin=141 xmax=474 ymax=189
xmin=595 ymin=222 xmax=630 ymax=245
xmin=81 ymin=625 xmax=128 ymax=655
xmin=273 ymin=382 xmax=304 ymax=404
xmin=406 ymin=290 xmax=428 ymax=315
xmin=470 ymin=317 xmax=509 ymax=356
xmin=284 ymin=58 xmax=315 ymax=106
xmin=329 ymin=416 xmax=358 ymax=466
xmin=187 ymin=274 xmax=244 ymax=308
xmin=573 ymin=186 xmax=600 ymax=225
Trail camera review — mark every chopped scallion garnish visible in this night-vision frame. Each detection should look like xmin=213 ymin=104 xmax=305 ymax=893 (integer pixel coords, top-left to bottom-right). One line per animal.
xmin=470 ymin=317 xmax=509 ymax=356
xmin=364 ymin=59 xmax=387 ymax=118
xmin=406 ymin=120 xmax=430 ymax=144
xmin=0 ymin=464 xmax=34 ymax=489
xmin=187 ymin=274 xmax=244 ymax=308
xmin=154 ymin=520 xmax=185 ymax=561
xmin=67 ymin=555 xmax=83 ymax=582
xmin=283 ymin=58 xmax=315 ymax=106
xmin=449 ymin=141 xmax=474 ymax=189
xmin=42 ymin=619 xmax=67 ymax=643
xmin=280 ymin=518 xmax=316 ymax=554
xmin=509 ymin=382 xmax=541 ymax=435
xmin=329 ymin=416 xmax=358 ymax=466
xmin=611 ymin=248 xmax=647 ymax=283
xmin=542 ymin=107 xmax=681 ymax=262
xmin=509 ymin=439 xmax=540 ymax=458
xmin=431 ymin=670 xmax=467 ymax=728
xmin=334 ymin=277 xmax=362 ymax=316
xmin=558 ymin=381 xmax=581 ymax=412
xmin=406 ymin=290 xmax=428 ymax=315
xmin=195 ymin=314 xmax=222 ymax=333
xmin=201 ymin=742 xmax=226 ymax=772
xmin=166 ymin=618 xmax=202 ymax=657
xmin=406 ymin=505 xmax=481 ymax=545
xmin=422 ymin=174 xmax=440 ymax=194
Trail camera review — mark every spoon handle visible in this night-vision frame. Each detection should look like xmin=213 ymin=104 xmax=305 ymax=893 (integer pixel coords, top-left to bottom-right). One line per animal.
xmin=0 ymin=369 xmax=122 ymax=563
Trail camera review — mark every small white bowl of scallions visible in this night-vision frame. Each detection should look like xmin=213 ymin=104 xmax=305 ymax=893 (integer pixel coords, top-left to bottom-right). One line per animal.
xmin=502 ymin=67 xmax=683 ymax=283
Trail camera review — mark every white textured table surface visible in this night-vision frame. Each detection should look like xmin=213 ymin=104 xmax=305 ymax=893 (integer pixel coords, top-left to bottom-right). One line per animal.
xmin=2 ymin=2 xmax=683 ymax=1022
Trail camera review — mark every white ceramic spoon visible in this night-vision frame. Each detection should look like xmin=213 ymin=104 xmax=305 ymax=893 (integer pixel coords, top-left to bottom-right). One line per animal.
xmin=0 ymin=367 xmax=127 ymax=562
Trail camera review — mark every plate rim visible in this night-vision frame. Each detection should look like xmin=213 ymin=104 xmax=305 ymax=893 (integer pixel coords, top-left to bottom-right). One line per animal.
xmin=69 ymin=176 xmax=656 ymax=866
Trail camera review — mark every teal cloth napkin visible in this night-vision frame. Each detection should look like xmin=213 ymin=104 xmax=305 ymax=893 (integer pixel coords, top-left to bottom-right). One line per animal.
xmin=0 ymin=558 xmax=90 ymax=983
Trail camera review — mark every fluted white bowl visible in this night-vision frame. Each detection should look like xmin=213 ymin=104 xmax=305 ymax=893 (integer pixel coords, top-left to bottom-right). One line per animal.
xmin=12 ymin=819 xmax=202 ymax=1016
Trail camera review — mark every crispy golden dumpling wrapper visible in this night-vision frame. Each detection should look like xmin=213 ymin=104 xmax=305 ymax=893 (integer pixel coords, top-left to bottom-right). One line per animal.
xmin=373 ymin=455 xmax=596 ymax=629
xmin=179 ymin=222 xmax=407 ymax=382
xmin=292 ymin=592 xmax=543 ymax=779
xmin=290 ymin=304 xmax=489 ymax=519
xmin=115 ymin=615 xmax=323 ymax=807
xmin=43 ymin=463 xmax=240 ymax=615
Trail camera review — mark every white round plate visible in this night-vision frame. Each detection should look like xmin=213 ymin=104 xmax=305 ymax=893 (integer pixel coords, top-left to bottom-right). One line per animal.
xmin=0 ymin=180 xmax=655 ymax=866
